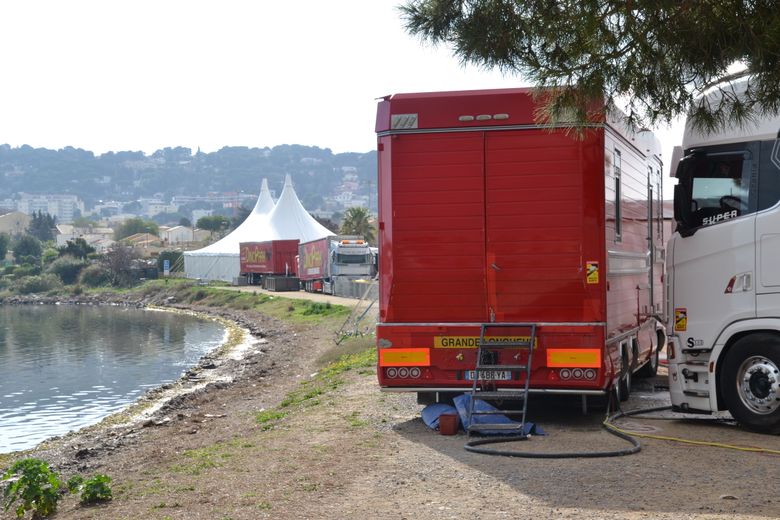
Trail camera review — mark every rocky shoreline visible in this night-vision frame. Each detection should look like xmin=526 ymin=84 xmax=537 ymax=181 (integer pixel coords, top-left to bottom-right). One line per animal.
xmin=0 ymin=289 xmax=281 ymax=474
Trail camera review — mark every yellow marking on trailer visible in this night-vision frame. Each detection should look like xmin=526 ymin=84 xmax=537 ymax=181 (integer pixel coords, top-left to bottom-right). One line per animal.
xmin=433 ymin=336 xmax=537 ymax=348
xmin=586 ymin=261 xmax=600 ymax=284
xmin=379 ymin=348 xmax=431 ymax=367
xmin=547 ymin=348 xmax=601 ymax=368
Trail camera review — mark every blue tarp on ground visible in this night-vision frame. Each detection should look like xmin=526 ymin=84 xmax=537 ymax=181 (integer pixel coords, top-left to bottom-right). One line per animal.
xmin=421 ymin=394 xmax=545 ymax=436
xmin=453 ymin=393 xmax=544 ymax=436
xmin=421 ymin=403 xmax=459 ymax=430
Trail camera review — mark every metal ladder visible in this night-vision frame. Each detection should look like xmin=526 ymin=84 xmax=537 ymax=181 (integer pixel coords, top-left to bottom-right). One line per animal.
xmin=467 ymin=323 xmax=536 ymax=436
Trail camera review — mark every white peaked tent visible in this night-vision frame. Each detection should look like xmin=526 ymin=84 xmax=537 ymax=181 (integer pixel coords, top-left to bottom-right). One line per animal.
xmin=263 ymin=174 xmax=335 ymax=242
xmin=183 ymin=178 xmax=276 ymax=281
xmin=183 ymin=175 xmax=334 ymax=281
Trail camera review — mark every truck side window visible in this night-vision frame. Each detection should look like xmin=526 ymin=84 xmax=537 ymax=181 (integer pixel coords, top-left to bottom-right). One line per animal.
xmin=688 ymin=152 xmax=751 ymax=227
xmin=758 ymin=140 xmax=780 ymax=211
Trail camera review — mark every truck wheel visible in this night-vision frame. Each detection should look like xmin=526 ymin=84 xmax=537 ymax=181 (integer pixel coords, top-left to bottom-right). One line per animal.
xmin=636 ymin=333 xmax=662 ymax=378
xmin=618 ymin=366 xmax=631 ymax=402
xmin=720 ymin=334 xmax=780 ymax=434
xmin=615 ymin=352 xmax=631 ymax=402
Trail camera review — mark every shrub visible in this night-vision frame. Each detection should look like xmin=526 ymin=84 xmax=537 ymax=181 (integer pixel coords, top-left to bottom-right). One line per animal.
xmin=2 ymin=458 xmax=62 ymax=518
xmin=70 ymin=474 xmax=112 ymax=505
xmin=12 ymin=264 xmax=41 ymax=279
xmin=12 ymin=274 xmax=62 ymax=295
xmin=46 ymin=256 xmax=88 ymax=285
xmin=78 ymin=264 xmax=111 ymax=288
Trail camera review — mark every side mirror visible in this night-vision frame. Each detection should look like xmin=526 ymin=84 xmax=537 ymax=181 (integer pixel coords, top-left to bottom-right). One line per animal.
xmin=673 ymin=184 xmax=697 ymax=237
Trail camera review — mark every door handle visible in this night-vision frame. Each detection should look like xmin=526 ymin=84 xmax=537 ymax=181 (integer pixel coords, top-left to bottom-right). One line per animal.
xmin=491 ymin=263 xmax=501 ymax=271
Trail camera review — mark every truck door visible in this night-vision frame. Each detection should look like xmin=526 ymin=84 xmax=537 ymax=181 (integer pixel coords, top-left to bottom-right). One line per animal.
xmin=483 ymin=130 xmax=603 ymax=323
xmin=755 ymin=139 xmax=780 ymax=315
xmin=672 ymin=146 xmax=758 ymax=350
xmin=384 ymin=131 xmax=488 ymax=323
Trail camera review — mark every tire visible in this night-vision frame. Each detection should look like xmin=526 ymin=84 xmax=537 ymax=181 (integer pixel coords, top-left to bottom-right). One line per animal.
xmin=616 ymin=352 xmax=632 ymax=402
xmin=720 ymin=333 xmax=780 ymax=434
xmin=637 ymin=334 xmax=662 ymax=378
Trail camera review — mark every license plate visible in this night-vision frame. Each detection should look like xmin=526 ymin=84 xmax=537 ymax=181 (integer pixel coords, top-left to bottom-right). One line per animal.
xmin=464 ymin=370 xmax=511 ymax=381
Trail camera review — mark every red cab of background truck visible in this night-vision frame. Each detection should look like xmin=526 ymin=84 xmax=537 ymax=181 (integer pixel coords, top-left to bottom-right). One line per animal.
xmin=375 ymin=88 xmax=666 ymax=404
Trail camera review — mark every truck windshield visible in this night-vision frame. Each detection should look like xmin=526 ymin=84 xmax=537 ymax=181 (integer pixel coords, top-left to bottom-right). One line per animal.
xmin=336 ymin=254 xmax=370 ymax=264
xmin=675 ymin=149 xmax=752 ymax=233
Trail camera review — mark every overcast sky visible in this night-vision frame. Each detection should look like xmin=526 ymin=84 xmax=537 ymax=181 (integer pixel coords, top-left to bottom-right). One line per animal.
xmin=0 ymin=1 xmax=682 ymax=193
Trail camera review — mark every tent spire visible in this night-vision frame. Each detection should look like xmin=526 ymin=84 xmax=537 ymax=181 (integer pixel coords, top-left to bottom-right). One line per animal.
xmin=251 ymin=178 xmax=275 ymax=215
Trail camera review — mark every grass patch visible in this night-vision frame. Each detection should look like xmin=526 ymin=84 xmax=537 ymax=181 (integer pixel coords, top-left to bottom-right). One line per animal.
xmin=255 ymin=345 xmax=376 ymax=432
xmin=346 ymin=411 xmax=369 ymax=428
xmin=255 ymin=409 xmax=289 ymax=430
xmin=169 ymin=445 xmax=228 ymax=475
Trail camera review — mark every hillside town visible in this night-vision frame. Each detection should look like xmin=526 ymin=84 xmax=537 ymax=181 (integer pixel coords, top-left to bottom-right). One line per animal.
xmin=0 ymin=162 xmax=374 ymax=258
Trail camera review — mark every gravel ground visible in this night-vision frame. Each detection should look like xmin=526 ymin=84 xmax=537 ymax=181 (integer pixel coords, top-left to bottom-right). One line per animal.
xmin=2 ymin=291 xmax=780 ymax=519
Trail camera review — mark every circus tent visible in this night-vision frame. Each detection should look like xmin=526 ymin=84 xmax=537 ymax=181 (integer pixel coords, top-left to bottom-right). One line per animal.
xmin=183 ymin=175 xmax=333 ymax=282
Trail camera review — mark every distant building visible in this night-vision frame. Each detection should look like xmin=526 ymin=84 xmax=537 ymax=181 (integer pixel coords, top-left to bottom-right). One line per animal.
xmin=17 ymin=193 xmax=84 ymax=224
xmin=139 ymin=198 xmax=179 ymax=217
xmin=0 ymin=211 xmax=31 ymax=236
xmin=161 ymin=225 xmax=195 ymax=245
xmin=55 ymin=224 xmax=115 ymax=252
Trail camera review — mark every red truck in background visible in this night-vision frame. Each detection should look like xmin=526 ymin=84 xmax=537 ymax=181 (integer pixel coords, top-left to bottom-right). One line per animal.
xmin=375 ymin=88 xmax=666 ymax=405
xmin=239 ymin=239 xmax=300 ymax=291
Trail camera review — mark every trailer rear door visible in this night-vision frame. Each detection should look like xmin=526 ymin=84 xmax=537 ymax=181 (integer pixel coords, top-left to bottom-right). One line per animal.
xmin=387 ymin=132 xmax=488 ymax=322
xmin=485 ymin=130 xmax=601 ymax=323
xmin=383 ymin=129 xmax=602 ymax=324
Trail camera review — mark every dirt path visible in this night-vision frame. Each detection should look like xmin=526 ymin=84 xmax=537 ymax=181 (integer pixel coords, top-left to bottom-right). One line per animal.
xmin=3 ymin=296 xmax=780 ymax=519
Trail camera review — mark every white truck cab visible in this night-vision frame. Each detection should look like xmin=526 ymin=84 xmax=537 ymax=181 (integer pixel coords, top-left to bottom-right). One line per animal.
xmin=668 ymin=77 xmax=780 ymax=432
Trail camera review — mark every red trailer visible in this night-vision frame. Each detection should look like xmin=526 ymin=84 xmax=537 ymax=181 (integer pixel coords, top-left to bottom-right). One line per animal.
xmin=298 ymin=237 xmax=330 ymax=292
xmin=239 ymin=240 xmax=299 ymax=289
xmin=375 ymin=88 xmax=666 ymax=405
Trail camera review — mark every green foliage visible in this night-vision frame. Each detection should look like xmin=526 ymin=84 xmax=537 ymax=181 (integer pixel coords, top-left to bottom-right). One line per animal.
xmin=12 ymin=264 xmax=41 ymax=279
xmin=58 ymin=238 xmax=95 ymax=260
xmin=301 ymin=301 xmax=333 ymax=316
xmin=0 ymin=233 xmax=9 ymax=261
xmin=12 ymin=274 xmax=62 ymax=294
xmin=41 ymin=248 xmax=59 ymax=266
xmin=46 ymin=256 xmax=88 ymax=285
xmin=77 ymin=474 xmax=112 ymax=504
xmin=78 ymin=264 xmax=111 ymax=287
xmin=339 ymin=207 xmax=375 ymax=244
xmin=401 ymin=0 xmax=780 ymax=133
xmin=255 ymin=410 xmax=289 ymax=430
xmin=2 ymin=458 xmax=62 ymax=518
xmin=27 ymin=211 xmax=56 ymax=242
xmin=114 ymin=218 xmax=158 ymax=241
xmin=66 ymin=476 xmax=84 ymax=494
xmin=196 ymin=215 xmax=230 ymax=233
xmin=12 ymin=235 xmax=42 ymax=264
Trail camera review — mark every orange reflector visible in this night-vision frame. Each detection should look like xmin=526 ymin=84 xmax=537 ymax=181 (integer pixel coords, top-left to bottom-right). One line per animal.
xmin=379 ymin=348 xmax=431 ymax=367
xmin=546 ymin=349 xmax=601 ymax=368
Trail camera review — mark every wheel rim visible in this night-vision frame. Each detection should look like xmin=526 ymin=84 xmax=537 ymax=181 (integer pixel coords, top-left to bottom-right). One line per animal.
xmin=736 ymin=356 xmax=780 ymax=415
